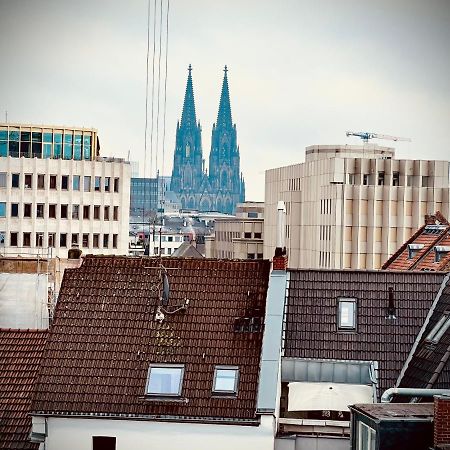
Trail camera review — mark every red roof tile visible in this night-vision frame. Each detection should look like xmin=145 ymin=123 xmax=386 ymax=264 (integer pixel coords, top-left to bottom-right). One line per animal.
xmin=0 ymin=329 xmax=48 ymax=450
xmin=32 ymin=256 xmax=270 ymax=423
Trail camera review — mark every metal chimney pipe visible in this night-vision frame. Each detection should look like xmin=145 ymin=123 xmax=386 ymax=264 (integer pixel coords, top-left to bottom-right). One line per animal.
xmin=276 ymin=201 xmax=286 ymax=250
xmin=381 ymin=387 xmax=450 ymax=403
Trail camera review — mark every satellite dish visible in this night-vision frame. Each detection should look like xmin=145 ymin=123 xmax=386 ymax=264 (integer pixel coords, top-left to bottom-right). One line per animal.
xmin=161 ymin=270 xmax=170 ymax=306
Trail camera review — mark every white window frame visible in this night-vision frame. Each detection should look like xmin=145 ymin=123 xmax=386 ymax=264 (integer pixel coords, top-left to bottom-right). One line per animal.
xmin=146 ymin=364 xmax=184 ymax=396
xmin=425 ymin=311 xmax=450 ymax=345
xmin=212 ymin=366 xmax=239 ymax=395
xmin=357 ymin=421 xmax=376 ymax=450
xmin=338 ymin=298 xmax=357 ymax=330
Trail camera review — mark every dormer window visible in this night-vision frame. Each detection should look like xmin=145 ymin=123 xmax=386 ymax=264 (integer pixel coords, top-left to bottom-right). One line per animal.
xmin=435 ymin=246 xmax=450 ymax=263
xmin=407 ymin=243 xmax=424 ymax=259
xmin=146 ymin=364 xmax=184 ymax=396
xmin=338 ymin=298 xmax=357 ymax=331
xmin=213 ymin=366 xmax=239 ymax=395
xmin=424 ymin=311 xmax=450 ymax=345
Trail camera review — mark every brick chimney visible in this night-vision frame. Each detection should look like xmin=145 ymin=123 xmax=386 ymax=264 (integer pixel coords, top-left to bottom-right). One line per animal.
xmin=434 ymin=395 xmax=450 ymax=449
xmin=272 ymin=201 xmax=287 ymax=271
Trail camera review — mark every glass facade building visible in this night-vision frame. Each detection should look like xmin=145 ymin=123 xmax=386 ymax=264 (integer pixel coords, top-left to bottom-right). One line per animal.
xmin=0 ymin=124 xmax=98 ymax=161
xmin=130 ymin=178 xmax=159 ymax=216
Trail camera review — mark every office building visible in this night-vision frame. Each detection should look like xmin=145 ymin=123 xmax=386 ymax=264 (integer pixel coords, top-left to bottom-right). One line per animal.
xmin=264 ymin=144 xmax=450 ymax=269
xmin=0 ymin=123 xmax=130 ymax=258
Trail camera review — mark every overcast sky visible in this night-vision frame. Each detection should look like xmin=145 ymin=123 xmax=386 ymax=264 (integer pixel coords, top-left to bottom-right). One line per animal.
xmin=1 ymin=0 xmax=449 ymax=201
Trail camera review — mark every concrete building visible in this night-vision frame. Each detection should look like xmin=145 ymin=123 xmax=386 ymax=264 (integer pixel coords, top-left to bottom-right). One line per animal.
xmin=264 ymin=144 xmax=450 ymax=269
xmin=0 ymin=123 xmax=131 ymax=258
xmin=206 ymin=202 xmax=264 ymax=259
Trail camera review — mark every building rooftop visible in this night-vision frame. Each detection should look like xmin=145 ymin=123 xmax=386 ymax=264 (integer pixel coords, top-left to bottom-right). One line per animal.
xmin=350 ymin=403 xmax=434 ymax=420
xmin=382 ymin=212 xmax=450 ymax=272
xmin=284 ymin=269 xmax=446 ymax=397
xmin=0 ymin=329 xmax=48 ymax=450
xmin=32 ymin=256 xmax=270 ymax=423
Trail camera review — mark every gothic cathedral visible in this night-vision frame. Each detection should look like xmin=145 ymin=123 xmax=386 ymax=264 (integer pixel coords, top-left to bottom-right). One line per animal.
xmin=171 ymin=65 xmax=245 ymax=214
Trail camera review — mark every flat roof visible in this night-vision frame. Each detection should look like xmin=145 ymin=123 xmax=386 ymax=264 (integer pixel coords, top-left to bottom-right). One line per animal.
xmin=351 ymin=403 xmax=434 ymax=420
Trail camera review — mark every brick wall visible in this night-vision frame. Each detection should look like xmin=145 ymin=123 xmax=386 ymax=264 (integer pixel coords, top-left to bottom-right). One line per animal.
xmin=272 ymin=255 xmax=287 ymax=271
xmin=434 ymin=395 xmax=450 ymax=448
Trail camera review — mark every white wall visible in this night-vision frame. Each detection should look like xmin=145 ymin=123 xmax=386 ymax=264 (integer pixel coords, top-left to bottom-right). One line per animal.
xmin=42 ymin=416 xmax=275 ymax=450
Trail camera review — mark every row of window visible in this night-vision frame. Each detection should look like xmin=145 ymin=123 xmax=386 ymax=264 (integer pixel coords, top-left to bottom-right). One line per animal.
xmin=146 ymin=364 xmax=239 ymax=396
xmin=0 ymin=172 xmax=120 ymax=193
xmin=4 ymin=231 xmax=118 ymax=249
xmin=216 ymin=231 xmax=262 ymax=241
xmin=0 ymin=202 xmax=119 ymax=221
xmin=407 ymin=243 xmax=450 ymax=262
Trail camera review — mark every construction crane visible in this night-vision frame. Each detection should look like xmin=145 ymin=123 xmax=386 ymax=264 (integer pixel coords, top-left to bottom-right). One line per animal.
xmin=346 ymin=131 xmax=411 ymax=143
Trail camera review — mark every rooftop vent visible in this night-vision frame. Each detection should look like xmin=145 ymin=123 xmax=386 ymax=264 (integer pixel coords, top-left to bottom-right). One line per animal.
xmin=408 ymin=243 xmax=424 ymax=259
xmin=386 ymin=287 xmax=397 ymax=320
xmin=435 ymin=246 xmax=450 ymax=263
xmin=424 ymin=225 xmax=447 ymax=235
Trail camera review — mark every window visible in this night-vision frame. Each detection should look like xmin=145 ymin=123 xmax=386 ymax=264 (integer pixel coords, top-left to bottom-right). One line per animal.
xmin=104 ymin=177 xmax=110 ymax=192
xmin=93 ymin=234 xmax=99 ymax=248
xmin=104 ymin=206 xmax=110 ymax=220
xmin=49 ymin=204 xmax=56 ymax=219
xmin=338 ymin=298 xmax=357 ymax=330
xmin=0 ymin=172 xmax=6 ymax=187
xmin=61 ymin=175 xmax=69 ymax=190
xmin=12 ymin=173 xmax=19 ymax=188
xmin=94 ymin=205 xmax=100 ymax=220
xmin=244 ymin=232 xmax=252 ymax=238
xmin=23 ymin=232 xmax=31 ymax=247
xmin=103 ymin=234 xmax=109 ymax=248
xmin=357 ymin=421 xmax=376 ymax=450
xmin=0 ymin=202 xmax=5 ymax=217
xmin=113 ymin=206 xmax=118 ymax=221
xmin=257 ymin=253 xmax=264 ymax=259
xmin=146 ymin=364 xmax=184 ymax=396
xmin=435 ymin=246 xmax=450 ymax=263
xmin=82 ymin=233 xmax=89 ymax=248
xmin=393 ymin=171 xmax=400 ymax=186
xmin=48 ymin=233 xmax=56 ymax=247
xmin=83 ymin=205 xmax=90 ymax=219
xmin=113 ymin=234 xmax=118 ymax=249
xmin=61 ymin=204 xmax=68 ymax=219
xmin=10 ymin=232 xmax=18 ymax=246
xmin=254 ymin=232 xmax=262 ymax=239
xmin=36 ymin=204 xmax=44 ymax=218
xmin=25 ymin=174 xmax=32 ymax=188
xmin=71 ymin=234 xmax=79 ymax=246
xmin=247 ymin=253 xmax=255 ymax=259
xmin=24 ymin=203 xmax=32 ymax=218
xmin=407 ymin=243 xmax=424 ymax=259
xmin=84 ymin=176 xmax=91 ymax=192
xmin=248 ymin=211 xmax=258 ymax=218
xmin=363 ymin=174 xmax=369 ymax=186
xmin=377 ymin=171 xmax=385 ymax=186
xmin=114 ymin=177 xmax=119 ymax=192
xmin=72 ymin=204 xmax=79 ymax=219
xmin=50 ymin=175 xmax=57 ymax=189
xmin=213 ymin=366 xmax=239 ymax=394
xmin=11 ymin=203 xmax=19 ymax=217
xmin=60 ymin=233 xmax=67 ymax=247
xmin=95 ymin=176 xmax=101 ymax=191
xmin=37 ymin=174 xmax=45 ymax=189
xmin=36 ymin=233 xmax=44 ymax=247
xmin=424 ymin=311 xmax=450 ymax=345
xmin=92 ymin=436 xmax=116 ymax=450
xmin=73 ymin=175 xmax=80 ymax=191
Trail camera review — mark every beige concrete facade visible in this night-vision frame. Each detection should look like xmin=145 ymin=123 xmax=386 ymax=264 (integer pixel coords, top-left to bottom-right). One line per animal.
xmin=206 ymin=202 xmax=264 ymax=259
xmin=264 ymin=145 xmax=450 ymax=269
xmin=0 ymin=155 xmax=130 ymax=258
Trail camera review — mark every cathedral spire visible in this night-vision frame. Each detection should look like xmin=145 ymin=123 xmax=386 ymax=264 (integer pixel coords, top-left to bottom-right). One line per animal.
xmin=180 ymin=64 xmax=197 ymax=128
xmin=216 ymin=65 xmax=232 ymax=128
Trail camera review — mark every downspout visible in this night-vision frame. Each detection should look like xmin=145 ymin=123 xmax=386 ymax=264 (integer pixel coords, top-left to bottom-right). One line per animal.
xmin=381 ymin=388 xmax=450 ymax=403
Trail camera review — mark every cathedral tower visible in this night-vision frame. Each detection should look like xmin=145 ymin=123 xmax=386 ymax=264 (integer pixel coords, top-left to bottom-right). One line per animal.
xmin=209 ymin=66 xmax=245 ymax=214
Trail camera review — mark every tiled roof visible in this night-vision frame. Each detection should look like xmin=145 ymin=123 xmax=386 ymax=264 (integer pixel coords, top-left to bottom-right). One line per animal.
xmin=284 ymin=269 xmax=446 ymax=398
xmin=397 ymin=275 xmax=450 ymax=390
xmin=32 ymin=256 xmax=270 ymax=422
xmin=382 ymin=212 xmax=450 ymax=271
xmin=0 ymin=329 xmax=48 ymax=450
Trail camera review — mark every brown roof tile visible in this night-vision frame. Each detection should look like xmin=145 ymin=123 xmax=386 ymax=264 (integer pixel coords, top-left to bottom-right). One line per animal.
xmin=0 ymin=329 xmax=48 ymax=450
xmin=32 ymin=256 xmax=270 ymax=423
xmin=284 ymin=269 xmax=445 ymax=398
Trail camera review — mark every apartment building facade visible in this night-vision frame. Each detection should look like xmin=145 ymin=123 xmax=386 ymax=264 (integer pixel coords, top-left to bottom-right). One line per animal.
xmin=264 ymin=145 xmax=450 ymax=269
xmin=206 ymin=202 xmax=264 ymax=259
xmin=0 ymin=123 xmax=130 ymax=258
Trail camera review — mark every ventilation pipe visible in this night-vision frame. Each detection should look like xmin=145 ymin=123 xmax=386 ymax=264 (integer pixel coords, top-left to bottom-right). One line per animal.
xmin=381 ymin=387 xmax=450 ymax=403
xmin=276 ymin=200 xmax=286 ymax=254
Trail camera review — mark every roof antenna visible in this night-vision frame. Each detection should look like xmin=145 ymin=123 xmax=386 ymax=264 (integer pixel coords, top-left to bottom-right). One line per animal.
xmin=161 ymin=267 xmax=170 ymax=306
xmin=386 ymin=287 xmax=397 ymax=320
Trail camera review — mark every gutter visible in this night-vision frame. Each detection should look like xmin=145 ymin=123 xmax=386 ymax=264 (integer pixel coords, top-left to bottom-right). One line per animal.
xmin=381 ymin=388 xmax=450 ymax=403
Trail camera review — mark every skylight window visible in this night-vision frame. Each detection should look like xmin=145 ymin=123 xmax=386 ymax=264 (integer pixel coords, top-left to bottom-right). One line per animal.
xmin=424 ymin=312 xmax=450 ymax=345
xmin=435 ymin=246 xmax=450 ymax=263
xmin=338 ymin=298 xmax=357 ymax=330
xmin=146 ymin=364 xmax=184 ymax=396
xmin=213 ymin=366 xmax=239 ymax=394
xmin=407 ymin=243 xmax=424 ymax=259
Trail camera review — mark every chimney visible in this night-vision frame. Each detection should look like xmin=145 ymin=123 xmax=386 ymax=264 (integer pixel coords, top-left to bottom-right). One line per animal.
xmin=434 ymin=395 xmax=450 ymax=449
xmin=273 ymin=201 xmax=287 ymax=271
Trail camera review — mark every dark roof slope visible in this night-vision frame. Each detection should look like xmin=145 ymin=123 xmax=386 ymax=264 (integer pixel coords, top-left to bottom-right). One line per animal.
xmin=397 ymin=275 xmax=450 ymax=389
xmin=32 ymin=256 xmax=270 ymax=423
xmin=284 ymin=269 xmax=445 ymax=397
xmin=171 ymin=242 xmax=204 ymax=258
xmin=0 ymin=329 xmax=48 ymax=450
